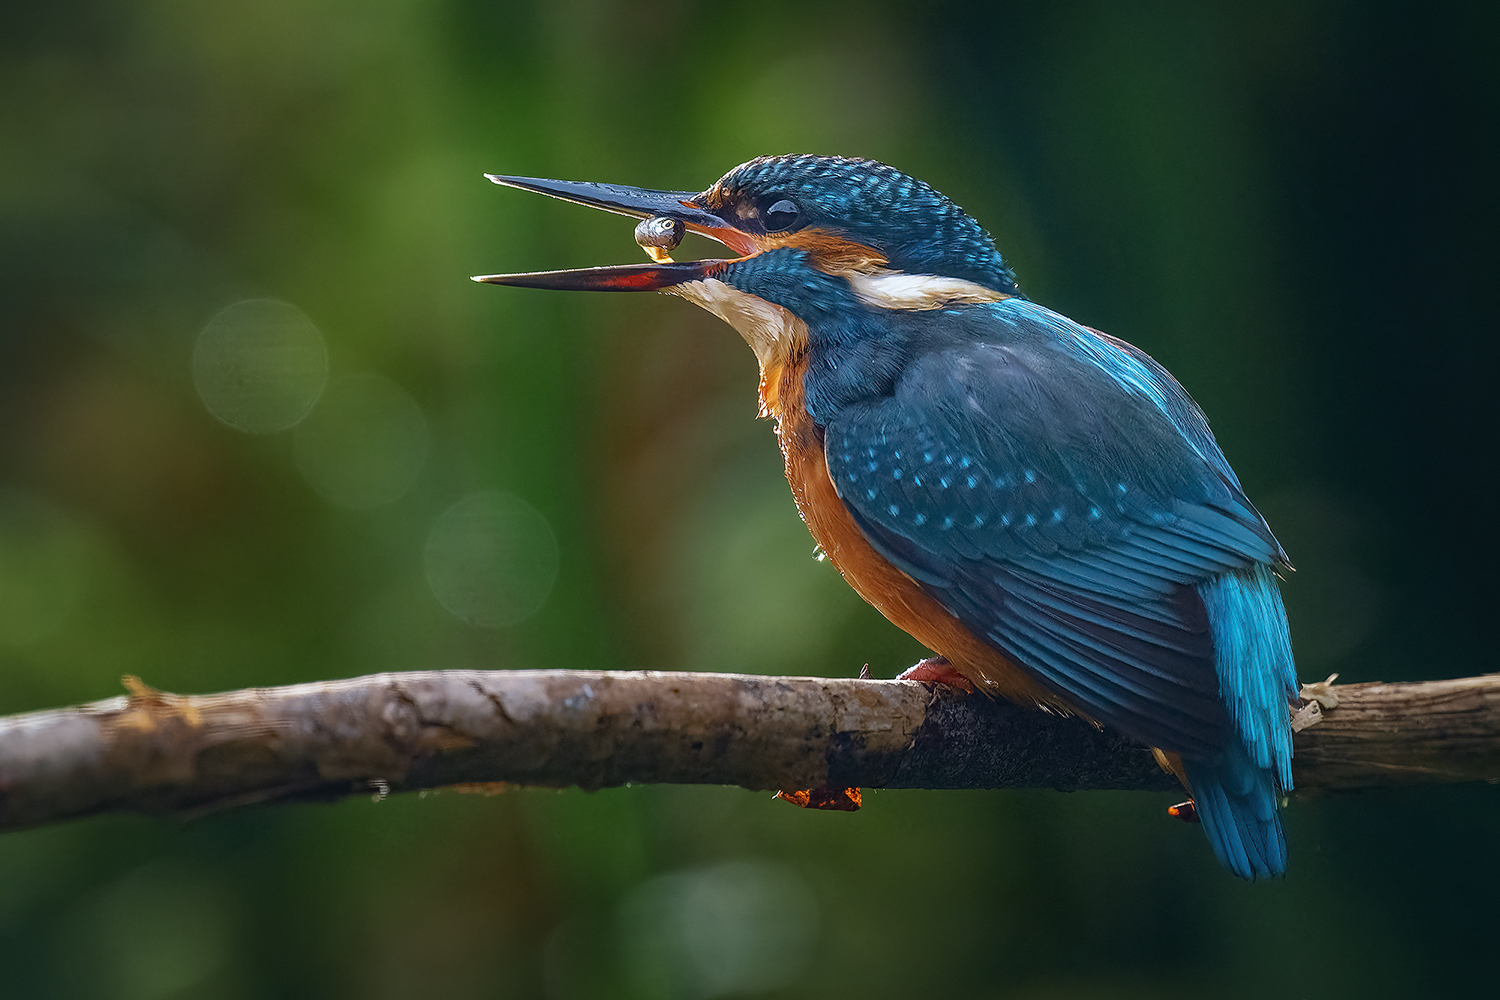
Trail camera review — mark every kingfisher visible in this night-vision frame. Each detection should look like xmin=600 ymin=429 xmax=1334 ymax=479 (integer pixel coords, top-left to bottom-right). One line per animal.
xmin=475 ymin=155 xmax=1299 ymax=880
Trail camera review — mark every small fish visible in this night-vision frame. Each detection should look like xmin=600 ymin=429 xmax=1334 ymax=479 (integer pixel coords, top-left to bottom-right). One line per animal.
xmin=634 ymin=215 xmax=685 ymax=263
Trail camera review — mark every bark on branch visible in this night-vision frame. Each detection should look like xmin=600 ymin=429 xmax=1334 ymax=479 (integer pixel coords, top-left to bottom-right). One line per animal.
xmin=0 ymin=670 xmax=1496 ymax=832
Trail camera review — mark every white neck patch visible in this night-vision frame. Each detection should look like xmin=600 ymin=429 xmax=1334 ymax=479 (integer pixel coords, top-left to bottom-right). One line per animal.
xmin=847 ymin=271 xmax=1008 ymax=311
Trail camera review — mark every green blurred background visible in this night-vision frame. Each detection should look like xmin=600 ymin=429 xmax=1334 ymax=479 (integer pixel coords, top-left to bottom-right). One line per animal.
xmin=2 ymin=1 xmax=1497 ymax=996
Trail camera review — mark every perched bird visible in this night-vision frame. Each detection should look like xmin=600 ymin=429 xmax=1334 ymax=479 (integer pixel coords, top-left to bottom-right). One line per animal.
xmin=475 ymin=155 xmax=1299 ymax=880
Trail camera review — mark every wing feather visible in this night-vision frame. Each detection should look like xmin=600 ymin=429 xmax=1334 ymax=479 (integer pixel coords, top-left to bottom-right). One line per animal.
xmin=822 ymin=302 xmax=1285 ymax=757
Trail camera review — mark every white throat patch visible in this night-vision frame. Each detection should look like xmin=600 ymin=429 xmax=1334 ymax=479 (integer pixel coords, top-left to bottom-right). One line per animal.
xmin=668 ymin=278 xmax=806 ymax=371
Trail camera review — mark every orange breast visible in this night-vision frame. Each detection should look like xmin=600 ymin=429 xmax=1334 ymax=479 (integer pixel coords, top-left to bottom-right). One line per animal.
xmin=766 ymin=354 xmax=1068 ymax=711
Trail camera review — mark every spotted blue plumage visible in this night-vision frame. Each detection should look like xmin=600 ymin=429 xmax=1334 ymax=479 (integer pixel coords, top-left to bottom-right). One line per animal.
xmin=722 ymin=243 xmax=1299 ymax=880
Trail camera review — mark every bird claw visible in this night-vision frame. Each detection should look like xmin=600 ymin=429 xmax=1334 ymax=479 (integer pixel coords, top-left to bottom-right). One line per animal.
xmin=774 ymin=787 xmax=862 ymax=811
xmin=895 ymin=656 xmax=976 ymax=694
xmin=1168 ymin=800 xmax=1200 ymax=823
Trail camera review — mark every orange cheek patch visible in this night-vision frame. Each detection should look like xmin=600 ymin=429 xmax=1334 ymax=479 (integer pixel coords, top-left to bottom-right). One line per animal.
xmin=766 ymin=228 xmax=888 ymax=276
xmin=681 ymin=211 xmax=886 ymax=275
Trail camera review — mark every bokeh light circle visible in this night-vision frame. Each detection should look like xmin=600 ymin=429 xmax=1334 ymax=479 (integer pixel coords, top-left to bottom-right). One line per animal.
xmin=616 ymin=861 xmax=819 ymax=998
xmin=193 ymin=299 xmax=328 ymax=433
xmin=424 ymin=491 xmax=559 ymax=627
xmin=293 ymin=373 xmax=429 ymax=509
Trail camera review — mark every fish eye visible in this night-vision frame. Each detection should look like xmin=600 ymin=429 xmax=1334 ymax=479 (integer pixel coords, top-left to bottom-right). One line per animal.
xmin=762 ymin=198 xmax=800 ymax=232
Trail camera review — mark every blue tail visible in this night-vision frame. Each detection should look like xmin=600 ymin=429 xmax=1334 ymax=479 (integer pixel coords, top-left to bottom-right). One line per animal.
xmin=1183 ymin=744 xmax=1287 ymax=879
xmin=1191 ymin=564 xmax=1298 ymax=880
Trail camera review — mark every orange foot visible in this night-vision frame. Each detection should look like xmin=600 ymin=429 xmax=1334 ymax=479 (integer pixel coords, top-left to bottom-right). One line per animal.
xmin=1168 ymin=799 xmax=1200 ymax=823
xmin=774 ymin=787 xmax=862 ymax=811
xmin=895 ymin=656 xmax=976 ymax=694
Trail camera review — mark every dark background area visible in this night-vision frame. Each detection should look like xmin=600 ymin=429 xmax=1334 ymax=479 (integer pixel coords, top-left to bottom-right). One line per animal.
xmin=2 ymin=1 xmax=1496 ymax=997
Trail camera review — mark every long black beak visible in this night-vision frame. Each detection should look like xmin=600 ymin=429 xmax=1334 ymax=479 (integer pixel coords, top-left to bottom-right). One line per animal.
xmin=482 ymin=174 xmax=725 ymax=229
xmin=472 ymin=173 xmax=752 ymax=291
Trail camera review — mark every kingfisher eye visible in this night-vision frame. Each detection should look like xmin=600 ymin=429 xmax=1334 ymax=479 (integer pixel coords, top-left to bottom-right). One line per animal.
xmin=763 ymin=198 xmax=800 ymax=231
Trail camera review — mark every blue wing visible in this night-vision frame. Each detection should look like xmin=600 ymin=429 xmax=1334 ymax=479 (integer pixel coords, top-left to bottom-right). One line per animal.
xmin=820 ymin=300 xmax=1288 ymax=761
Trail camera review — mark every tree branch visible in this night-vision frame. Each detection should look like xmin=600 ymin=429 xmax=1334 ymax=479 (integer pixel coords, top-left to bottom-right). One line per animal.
xmin=0 ymin=670 xmax=1496 ymax=832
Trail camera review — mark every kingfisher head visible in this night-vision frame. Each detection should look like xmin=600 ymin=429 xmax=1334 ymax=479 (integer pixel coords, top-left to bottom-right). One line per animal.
xmin=476 ymin=155 xmax=1018 ymax=386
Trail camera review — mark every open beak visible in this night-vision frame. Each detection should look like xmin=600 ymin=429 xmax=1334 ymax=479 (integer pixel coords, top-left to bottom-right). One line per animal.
xmin=472 ymin=173 xmax=754 ymax=291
